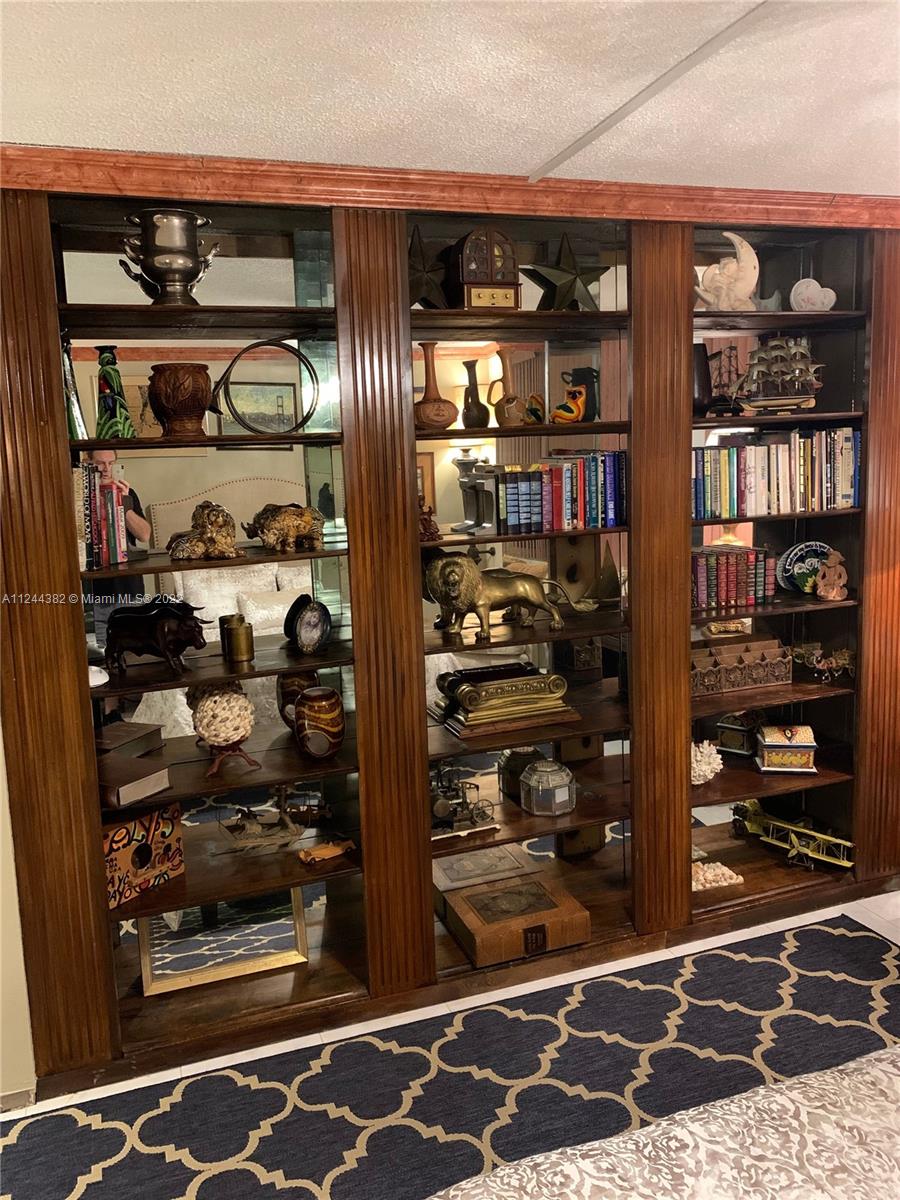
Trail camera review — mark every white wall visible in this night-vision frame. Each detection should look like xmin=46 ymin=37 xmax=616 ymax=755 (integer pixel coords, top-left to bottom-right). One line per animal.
xmin=0 ymin=736 xmax=36 ymax=1104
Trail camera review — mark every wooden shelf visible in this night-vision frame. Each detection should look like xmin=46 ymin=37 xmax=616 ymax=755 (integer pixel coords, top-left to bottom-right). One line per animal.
xmin=690 ymin=822 xmax=846 ymax=916
xmin=692 ymin=680 xmax=854 ymax=721
xmin=109 ymin=820 xmax=363 ymax=921
xmin=81 ymin=542 xmax=348 ymax=580
xmin=71 ymin=432 xmax=342 ymax=452
xmin=435 ymin=830 xmax=633 ymax=979
xmin=428 ymin=680 xmax=629 ymax=761
xmin=116 ymin=878 xmax=369 ymax=1054
xmin=102 ymin=726 xmax=358 ymax=813
xmin=94 ymin=633 xmax=354 ymax=699
xmin=693 ymin=508 xmax=860 ymax=526
xmin=422 ymin=524 xmax=626 ymax=549
xmin=692 ymin=593 xmax=859 ymax=623
xmin=410 ymin=309 xmax=628 ymax=341
xmin=694 ymin=410 xmax=864 ymax=429
xmin=423 ymin=607 xmax=627 ymax=656
xmin=691 ymin=749 xmax=854 ymax=809
xmin=60 ymin=303 xmax=336 ymax=340
xmin=431 ymin=755 xmax=631 ymax=859
xmin=415 ymin=421 xmax=629 ymax=441
xmin=693 ymin=310 xmax=865 ymax=333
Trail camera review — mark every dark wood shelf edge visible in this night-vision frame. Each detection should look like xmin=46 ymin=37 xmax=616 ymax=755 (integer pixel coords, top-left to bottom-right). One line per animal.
xmin=691 ymin=681 xmax=855 ymax=720
xmin=81 ymin=544 xmax=349 ymax=579
xmin=693 ymin=310 xmax=865 ymax=331
xmin=71 ymin=433 xmax=343 ymax=451
xmin=422 ymin=525 xmax=627 ymax=549
xmin=692 ymin=508 xmax=861 ymax=525
xmin=422 ymin=610 xmax=628 ymax=656
xmin=416 ymin=421 xmax=630 ymax=441
xmin=693 ymin=410 xmax=864 ymax=429
xmin=691 ymin=755 xmax=854 ymax=809
xmin=692 ymin=595 xmax=859 ymax=621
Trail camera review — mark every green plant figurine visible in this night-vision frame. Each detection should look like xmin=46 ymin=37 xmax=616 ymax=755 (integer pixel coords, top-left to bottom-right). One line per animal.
xmin=95 ymin=345 xmax=136 ymax=440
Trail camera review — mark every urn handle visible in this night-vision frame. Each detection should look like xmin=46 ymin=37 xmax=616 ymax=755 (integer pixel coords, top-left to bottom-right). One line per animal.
xmin=194 ymin=241 xmax=221 ymax=287
xmin=118 ymin=259 xmax=160 ymax=301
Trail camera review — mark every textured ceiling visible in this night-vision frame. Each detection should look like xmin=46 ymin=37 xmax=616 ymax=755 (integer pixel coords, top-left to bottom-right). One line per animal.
xmin=1 ymin=0 xmax=898 ymax=195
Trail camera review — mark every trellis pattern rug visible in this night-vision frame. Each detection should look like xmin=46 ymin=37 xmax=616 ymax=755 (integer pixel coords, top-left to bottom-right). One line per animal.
xmin=2 ymin=915 xmax=898 ymax=1200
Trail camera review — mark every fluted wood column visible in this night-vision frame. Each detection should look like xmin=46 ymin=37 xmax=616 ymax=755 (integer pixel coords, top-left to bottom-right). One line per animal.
xmin=333 ymin=209 xmax=435 ymax=994
xmin=855 ymin=230 xmax=900 ymax=879
xmin=1 ymin=190 xmax=118 ymax=1073
xmin=629 ymin=223 xmax=694 ymax=933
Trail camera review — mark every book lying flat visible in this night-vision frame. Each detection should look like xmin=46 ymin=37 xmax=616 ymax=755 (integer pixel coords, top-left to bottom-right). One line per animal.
xmin=95 ymin=721 xmax=164 ymax=757
xmin=98 ymin=755 xmax=170 ymax=808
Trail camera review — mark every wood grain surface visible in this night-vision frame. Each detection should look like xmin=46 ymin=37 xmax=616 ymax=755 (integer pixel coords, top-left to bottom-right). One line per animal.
xmin=1 ymin=190 xmax=119 ymax=1074
xmin=333 ymin=208 xmax=436 ymax=994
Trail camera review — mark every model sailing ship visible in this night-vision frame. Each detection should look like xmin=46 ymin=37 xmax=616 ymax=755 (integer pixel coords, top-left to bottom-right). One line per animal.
xmin=732 ymin=337 xmax=823 ymax=413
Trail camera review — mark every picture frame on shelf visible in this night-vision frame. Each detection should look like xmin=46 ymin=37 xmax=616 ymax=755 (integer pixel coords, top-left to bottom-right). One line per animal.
xmin=137 ymin=887 xmax=308 ymax=994
xmin=216 ymin=380 xmax=299 ymax=444
xmin=416 ymin=451 xmax=436 ymax=510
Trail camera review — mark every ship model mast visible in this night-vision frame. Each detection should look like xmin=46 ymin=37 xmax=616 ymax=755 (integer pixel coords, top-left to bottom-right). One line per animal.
xmin=732 ymin=337 xmax=823 ymax=413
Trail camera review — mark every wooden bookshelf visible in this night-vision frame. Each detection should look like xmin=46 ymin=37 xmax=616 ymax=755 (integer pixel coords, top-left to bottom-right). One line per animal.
xmin=3 ymin=171 xmax=898 ymax=1096
xmin=692 ymin=508 xmax=861 ymax=526
xmin=691 ymin=593 xmax=858 ymax=622
xmin=421 ymin=524 xmax=627 ymax=549
xmin=72 ymin=432 xmax=342 ymax=451
xmin=690 ymin=749 xmax=854 ymax=809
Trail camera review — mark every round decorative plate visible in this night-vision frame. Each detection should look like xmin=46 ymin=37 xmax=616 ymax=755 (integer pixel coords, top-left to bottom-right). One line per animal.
xmin=776 ymin=541 xmax=832 ymax=593
xmin=283 ymin=593 xmax=312 ymax=640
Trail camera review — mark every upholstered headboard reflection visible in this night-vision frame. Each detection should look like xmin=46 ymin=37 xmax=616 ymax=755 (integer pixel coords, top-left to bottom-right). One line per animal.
xmin=149 ymin=476 xmax=305 ymax=596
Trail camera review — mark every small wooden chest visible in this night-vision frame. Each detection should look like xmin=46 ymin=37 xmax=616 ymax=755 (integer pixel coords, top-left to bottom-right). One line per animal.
xmin=103 ymin=803 xmax=184 ymax=909
xmin=441 ymin=871 xmax=591 ymax=967
xmin=756 ymin=725 xmax=817 ymax=774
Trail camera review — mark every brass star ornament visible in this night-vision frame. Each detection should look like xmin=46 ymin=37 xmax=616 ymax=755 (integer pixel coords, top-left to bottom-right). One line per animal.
xmin=522 ymin=234 xmax=608 ymax=311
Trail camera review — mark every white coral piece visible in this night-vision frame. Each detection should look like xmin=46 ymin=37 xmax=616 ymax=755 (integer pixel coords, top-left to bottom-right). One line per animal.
xmin=691 ymin=739 xmax=724 ymax=785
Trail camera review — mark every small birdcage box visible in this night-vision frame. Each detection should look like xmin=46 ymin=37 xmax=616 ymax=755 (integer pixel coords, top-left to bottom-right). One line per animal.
xmin=756 ymin=725 xmax=817 ymax=774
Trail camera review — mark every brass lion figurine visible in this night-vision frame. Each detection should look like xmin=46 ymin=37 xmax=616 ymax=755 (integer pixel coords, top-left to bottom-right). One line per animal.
xmin=242 ymin=503 xmax=325 ymax=552
xmin=425 ymin=553 xmax=598 ymax=642
xmin=167 ymin=501 xmax=245 ymax=560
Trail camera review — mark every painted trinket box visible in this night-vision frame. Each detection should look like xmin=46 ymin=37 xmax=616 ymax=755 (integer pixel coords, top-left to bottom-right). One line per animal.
xmin=755 ymin=725 xmax=817 ymax=774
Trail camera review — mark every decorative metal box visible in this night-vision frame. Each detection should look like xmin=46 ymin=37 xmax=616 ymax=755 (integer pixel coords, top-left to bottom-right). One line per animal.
xmin=497 ymin=746 xmax=546 ymax=803
xmin=756 ymin=725 xmax=817 ymax=774
xmin=103 ymin=803 xmax=184 ymax=909
xmin=447 ymin=227 xmax=520 ymax=309
xmin=518 ymin=759 xmax=576 ymax=816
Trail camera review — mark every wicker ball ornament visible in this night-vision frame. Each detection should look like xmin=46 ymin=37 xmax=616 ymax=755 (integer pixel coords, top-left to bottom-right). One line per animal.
xmin=190 ymin=685 xmax=261 ymax=777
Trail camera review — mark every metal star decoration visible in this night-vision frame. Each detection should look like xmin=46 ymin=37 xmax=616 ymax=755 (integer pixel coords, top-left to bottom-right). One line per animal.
xmin=408 ymin=224 xmax=447 ymax=309
xmin=522 ymin=234 xmax=608 ymax=311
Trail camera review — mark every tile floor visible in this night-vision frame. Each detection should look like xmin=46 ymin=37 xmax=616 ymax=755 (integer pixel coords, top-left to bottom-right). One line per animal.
xmin=3 ymin=893 xmax=897 ymax=1122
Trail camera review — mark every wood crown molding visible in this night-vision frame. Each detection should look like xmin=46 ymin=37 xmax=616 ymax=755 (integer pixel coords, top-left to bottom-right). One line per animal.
xmin=2 ymin=143 xmax=899 ymax=228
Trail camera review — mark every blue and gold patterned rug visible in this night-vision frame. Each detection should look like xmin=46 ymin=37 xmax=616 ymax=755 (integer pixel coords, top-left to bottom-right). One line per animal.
xmin=3 ymin=915 xmax=898 ymax=1200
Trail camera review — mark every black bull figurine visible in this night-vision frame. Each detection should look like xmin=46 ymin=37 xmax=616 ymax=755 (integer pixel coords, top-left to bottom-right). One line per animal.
xmin=104 ymin=597 xmax=211 ymax=675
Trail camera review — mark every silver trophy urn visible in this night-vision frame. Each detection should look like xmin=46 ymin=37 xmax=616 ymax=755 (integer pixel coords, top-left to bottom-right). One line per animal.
xmin=119 ymin=209 xmax=219 ymax=306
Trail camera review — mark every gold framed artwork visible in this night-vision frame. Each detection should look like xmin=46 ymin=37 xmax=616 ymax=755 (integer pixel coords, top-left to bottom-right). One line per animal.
xmin=416 ymin=452 xmax=436 ymax=510
xmin=90 ymin=376 xmax=208 ymax=457
xmin=137 ymin=888 xmax=308 ymax=994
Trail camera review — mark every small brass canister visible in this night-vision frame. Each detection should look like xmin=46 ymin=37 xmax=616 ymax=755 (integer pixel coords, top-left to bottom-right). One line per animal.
xmin=225 ymin=621 xmax=255 ymax=663
xmin=219 ymin=612 xmax=244 ymax=644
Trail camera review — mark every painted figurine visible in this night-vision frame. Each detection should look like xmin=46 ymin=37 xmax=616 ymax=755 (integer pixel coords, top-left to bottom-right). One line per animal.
xmin=95 ymin=345 xmax=136 ymax=440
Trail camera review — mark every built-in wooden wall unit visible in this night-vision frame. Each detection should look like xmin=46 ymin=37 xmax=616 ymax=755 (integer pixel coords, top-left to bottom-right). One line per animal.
xmin=1 ymin=144 xmax=898 ymax=1097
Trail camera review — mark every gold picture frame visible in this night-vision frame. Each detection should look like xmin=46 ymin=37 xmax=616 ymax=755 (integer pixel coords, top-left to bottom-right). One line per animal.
xmin=137 ymin=888 xmax=308 ymax=995
xmin=416 ymin=451 xmax=436 ymax=510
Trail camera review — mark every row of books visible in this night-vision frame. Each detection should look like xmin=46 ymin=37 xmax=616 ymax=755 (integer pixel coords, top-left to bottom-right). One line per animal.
xmin=692 ymin=428 xmax=861 ymax=520
xmin=691 ymin=547 xmax=778 ymax=611
xmin=73 ymin=464 xmax=128 ymax=571
xmin=496 ymin=451 xmax=627 ymax=536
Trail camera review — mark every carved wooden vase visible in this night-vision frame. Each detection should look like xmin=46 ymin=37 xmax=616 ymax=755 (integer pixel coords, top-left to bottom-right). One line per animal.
xmin=147 ymin=362 xmax=213 ymax=438
xmin=461 ymin=358 xmax=490 ymax=428
xmin=414 ymin=341 xmax=457 ymax=431
xmin=294 ymin=686 xmax=345 ymax=759
xmin=276 ymin=670 xmax=319 ymax=729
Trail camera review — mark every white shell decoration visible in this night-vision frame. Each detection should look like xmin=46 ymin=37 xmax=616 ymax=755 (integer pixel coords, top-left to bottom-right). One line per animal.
xmin=691 ymin=740 xmax=724 ymax=785
xmin=789 ymin=278 xmax=837 ymax=311
xmin=695 ymin=231 xmax=759 ymax=312
xmin=692 ymin=861 xmax=744 ymax=891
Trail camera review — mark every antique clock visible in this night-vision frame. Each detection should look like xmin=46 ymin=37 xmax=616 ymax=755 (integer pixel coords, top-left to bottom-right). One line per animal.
xmin=447 ymin=227 xmax=520 ymax=310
